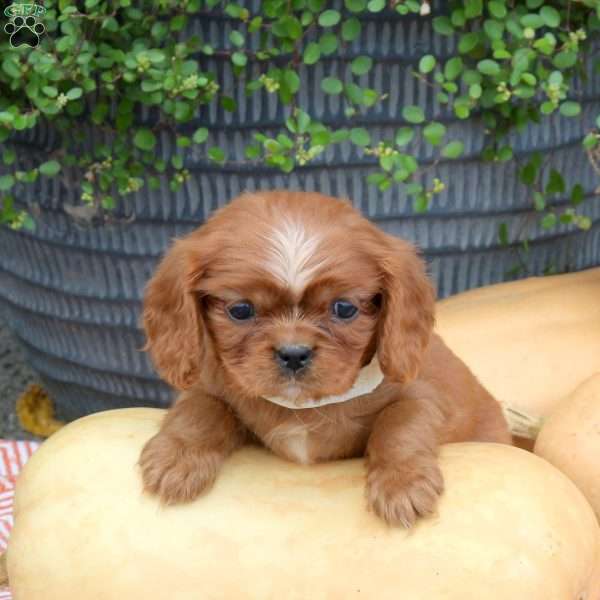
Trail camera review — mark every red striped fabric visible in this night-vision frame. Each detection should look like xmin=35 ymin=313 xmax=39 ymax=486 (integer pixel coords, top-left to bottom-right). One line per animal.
xmin=0 ymin=440 xmax=40 ymax=599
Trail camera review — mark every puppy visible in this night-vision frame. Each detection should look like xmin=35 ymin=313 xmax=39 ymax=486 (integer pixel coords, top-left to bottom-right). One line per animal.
xmin=139 ymin=190 xmax=511 ymax=527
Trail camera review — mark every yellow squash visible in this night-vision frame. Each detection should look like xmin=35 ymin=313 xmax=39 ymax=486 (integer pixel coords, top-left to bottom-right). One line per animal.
xmin=535 ymin=373 xmax=600 ymax=522
xmin=436 ymin=267 xmax=600 ymax=425
xmin=7 ymin=408 xmax=600 ymax=600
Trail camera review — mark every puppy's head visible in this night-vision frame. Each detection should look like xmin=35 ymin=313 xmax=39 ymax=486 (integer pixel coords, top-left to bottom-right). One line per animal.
xmin=143 ymin=191 xmax=435 ymax=406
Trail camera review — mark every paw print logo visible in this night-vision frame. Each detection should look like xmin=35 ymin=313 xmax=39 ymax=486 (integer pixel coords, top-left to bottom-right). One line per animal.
xmin=4 ymin=15 xmax=45 ymax=48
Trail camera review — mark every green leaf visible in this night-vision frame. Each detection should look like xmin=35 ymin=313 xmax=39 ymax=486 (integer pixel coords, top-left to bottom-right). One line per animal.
xmin=497 ymin=146 xmax=513 ymax=162
xmin=2 ymin=149 xmax=16 ymax=165
xmin=464 ymin=0 xmax=483 ymax=18
xmin=548 ymin=71 xmax=563 ymax=87
xmin=559 ymin=101 xmax=581 ymax=118
xmin=442 ymin=141 xmax=465 ymax=158
xmin=351 ymin=56 xmax=373 ymax=75
xmin=66 ymin=87 xmax=83 ymax=100
xmin=286 ymin=16 xmax=305 ymax=39
xmin=418 ymin=55 xmax=436 ymax=74
xmin=22 ymin=215 xmax=35 ymax=231
xmin=433 ymin=16 xmax=454 ymax=36
xmin=248 ymin=16 xmax=262 ymax=32
xmin=367 ymin=0 xmax=385 ymax=12
xmin=331 ymin=128 xmax=350 ymax=143
xmin=319 ymin=33 xmax=338 ymax=55
xmin=520 ymin=161 xmax=538 ymax=186
xmin=342 ymin=18 xmax=361 ymax=41
xmin=477 ymin=59 xmax=501 ymax=76
xmin=232 ymin=52 xmax=247 ymax=67
xmin=171 ymin=155 xmax=183 ymax=170
xmin=350 ymin=127 xmax=370 ymax=146
xmin=147 ymin=49 xmax=166 ymax=63
xmin=423 ymin=121 xmax=447 ymax=146
xmin=395 ymin=127 xmax=414 ymax=146
xmin=283 ymin=69 xmax=300 ymax=93
xmin=221 ymin=96 xmax=237 ymax=112
xmin=570 ymin=184 xmax=584 ymax=205
xmin=397 ymin=154 xmax=418 ymax=174
xmin=245 ymin=144 xmax=261 ymax=159
xmin=208 ymin=147 xmax=226 ymax=163
xmin=42 ymin=86 xmax=58 ymax=98
xmin=304 ymin=42 xmax=321 ymax=65
xmin=488 ymin=1 xmax=507 ymax=19
xmin=459 ymin=32 xmax=480 ymax=54
xmin=39 ymin=160 xmax=61 ymax=176
xmin=469 ymin=83 xmax=482 ymax=99
xmin=170 ymin=14 xmax=187 ymax=31
xmin=533 ymin=192 xmax=545 ymax=211
xmin=345 ymin=0 xmax=367 ymax=11
xmin=402 ymin=105 xmax=425 ymax=124
xmin=318 ymin=9 xmax=341 ymax=27
xmin=540 ymin=101 xmax=556 ymax=115
xmin=451 ymin=7 xmax=466 ymax=26
xmin=2 ymin=58 xmax=21 ymax=79
xmin=444 ymin=57 xmax=464 ymax=80
xmin=583 ymin=133 xmax=598 ymax=150
xmin=361 ymin=89 xmax=378 ymax=107
xmin=321 ymin=77 xmax=343 ymax=94
xmin=133 ymin=129 xmax=157 ymax=151
xmin=540 ymin=6 xmax=560 ymax=27
xmin=367 ymin=173 xmax=388 ymax=187
xmin=462 ymin=70 xmax=483 ymax=85
xmin=307 ymin=0 xmax=326 ymax=12
xmin=102 ymin=195 xmax=116 ymax=209
xmin=541 ymin=213 xmax=557 ymax=229
xmin=553 ymin=51 xmax=577 ymax=70
xmin=520 ymin=13 xmax=544 ymax=28
xmin=296 ymin=110 xmax=311 ymax=133
xmin=0 ymin=175 xmax=14 ymax=191
xmin=414 ymin=193 xmax=429 ymax=213
xmin=483 ymin=19 xmax=504 ymax=40
xmin=546 ymin=169 xmax=565 ymax=195
xmin=193 ymin=127 xmax=209 ymax=144
xmin=406 ymin=183 xmax=424 ymax=196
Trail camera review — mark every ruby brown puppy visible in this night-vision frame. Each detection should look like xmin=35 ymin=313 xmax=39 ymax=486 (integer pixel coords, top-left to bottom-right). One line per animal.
xmin=139 ymin=190 xmax=511 ymax=527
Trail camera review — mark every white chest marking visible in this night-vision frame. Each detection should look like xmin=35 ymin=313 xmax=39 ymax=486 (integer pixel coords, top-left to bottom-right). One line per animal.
xmin=263 ymin=218 xmax=323 ymax=294
xmin=265 ymin=424 xmax=311 ymax=465
xmin=283 ymin=428 xmax=310 ymax=464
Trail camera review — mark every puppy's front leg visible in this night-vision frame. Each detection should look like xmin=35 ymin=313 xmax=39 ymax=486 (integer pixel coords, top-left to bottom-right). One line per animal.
xmin=139 ymin=392 xmax=245 ymax=505
xmin=365 ymin=381 xmax=445 ymax=528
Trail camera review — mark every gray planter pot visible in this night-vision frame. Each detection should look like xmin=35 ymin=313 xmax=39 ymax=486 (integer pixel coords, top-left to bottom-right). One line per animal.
xmin=1 ymin=6 xmax=599 ymax=420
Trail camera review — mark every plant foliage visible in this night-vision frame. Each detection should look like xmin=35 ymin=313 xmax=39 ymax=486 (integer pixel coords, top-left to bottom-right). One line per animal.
xmin=0 ymin=0 xmax=599 ymax=271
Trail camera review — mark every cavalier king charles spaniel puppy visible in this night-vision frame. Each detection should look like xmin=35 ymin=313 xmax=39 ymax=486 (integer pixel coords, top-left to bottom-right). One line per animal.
xmin=139 ymin=190 xmax=511 ymax=527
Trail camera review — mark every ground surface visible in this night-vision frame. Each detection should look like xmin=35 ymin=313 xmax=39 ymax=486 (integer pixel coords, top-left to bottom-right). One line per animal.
xmin=0 ymin=318 xmax=39 ymax=440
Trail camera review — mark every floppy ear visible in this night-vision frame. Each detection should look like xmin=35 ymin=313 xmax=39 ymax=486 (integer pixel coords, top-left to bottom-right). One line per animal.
xmin=142 ymin=236 xmax=209 ymax=390
xmin=373 ymin=233 xmax=436 ymax=383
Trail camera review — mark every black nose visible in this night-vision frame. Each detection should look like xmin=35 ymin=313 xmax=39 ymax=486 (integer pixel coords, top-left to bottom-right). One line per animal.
xmin=275 ymin=345 xmax=313 ymax=374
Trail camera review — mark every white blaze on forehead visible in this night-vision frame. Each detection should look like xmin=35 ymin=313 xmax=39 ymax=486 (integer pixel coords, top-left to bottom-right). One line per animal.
xmin=263 ymin=218 xmax=324 ymax=293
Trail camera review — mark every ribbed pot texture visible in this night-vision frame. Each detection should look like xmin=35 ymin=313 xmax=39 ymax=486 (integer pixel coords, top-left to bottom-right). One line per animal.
xmin=1 ymin=5 xmax=599 ymax=419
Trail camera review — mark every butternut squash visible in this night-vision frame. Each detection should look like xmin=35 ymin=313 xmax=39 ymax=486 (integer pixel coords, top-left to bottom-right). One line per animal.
xmin=7 ymin=408 xmax=600 ymax=599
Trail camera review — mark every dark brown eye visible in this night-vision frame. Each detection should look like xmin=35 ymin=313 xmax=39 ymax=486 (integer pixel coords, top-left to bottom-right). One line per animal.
xmin=331 ymin=299 xmax=358 ymax=321
xmin=227 ymin=301 xmax=255 ymax=321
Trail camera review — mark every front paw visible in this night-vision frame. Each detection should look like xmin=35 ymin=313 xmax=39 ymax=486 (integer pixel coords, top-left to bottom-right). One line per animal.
xmin=138 ymin=433 xmax=220 ymax=505
xmin=365 ymin=459 xmax=444 ymax=528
